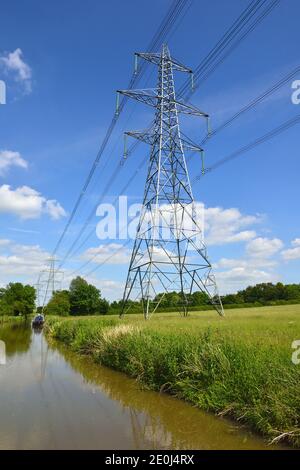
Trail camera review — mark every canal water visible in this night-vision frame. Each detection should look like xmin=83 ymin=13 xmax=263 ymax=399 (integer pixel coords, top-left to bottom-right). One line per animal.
xmin=0 ymin=323 xmax=282 ymax=450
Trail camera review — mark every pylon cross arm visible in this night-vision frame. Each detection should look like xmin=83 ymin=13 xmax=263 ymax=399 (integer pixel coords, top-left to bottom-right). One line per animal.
xmin=117 ymin=88 xmax=159 ymax=108
xmin=175 ymin=100 xmax=209 ymax=118
xmin=125 ymin=130 xmax=155 ymax=146
xmin=135 ymin=52 xmax=192 ymax=74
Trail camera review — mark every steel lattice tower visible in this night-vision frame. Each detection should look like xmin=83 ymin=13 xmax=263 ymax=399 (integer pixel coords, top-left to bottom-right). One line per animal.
xmin=118 ymin=44 xmax=224 ymax=319
xmin=40 ymin=257 xmax=64 ymax=310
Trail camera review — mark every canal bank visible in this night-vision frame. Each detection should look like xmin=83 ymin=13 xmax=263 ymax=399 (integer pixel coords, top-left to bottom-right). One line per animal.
xmin=0 ymin=322 xmax=282 ymax=450
xmin=45 ymin=310 xmax=300 ymax=448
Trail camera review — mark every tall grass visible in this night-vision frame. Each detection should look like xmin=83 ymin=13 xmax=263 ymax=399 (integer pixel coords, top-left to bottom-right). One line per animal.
xmin=0 ymin=315 xmax=24 ymax=326
xmin=46 ymin=305 xmax=300 ymax=447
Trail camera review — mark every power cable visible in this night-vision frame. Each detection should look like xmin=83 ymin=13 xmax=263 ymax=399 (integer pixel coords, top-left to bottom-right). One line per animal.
xmin=52 ymin=0 xmax=190 ymax=256
xmin=193 ymin=114 xmax=300 ymax=180
xmin=57 ymin=0 xmax=283 ymax=278
xmin=56 ymin=1 xmax=192 ymax=266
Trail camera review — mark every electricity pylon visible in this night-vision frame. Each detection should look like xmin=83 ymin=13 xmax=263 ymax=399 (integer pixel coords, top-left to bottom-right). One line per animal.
xmin=39 ymin=257 xmax=64 ymax=311
xmin=118 ymin=44 xmax=224 ymax=319
xmin=34 ymin=272 xmax=43 ymax=310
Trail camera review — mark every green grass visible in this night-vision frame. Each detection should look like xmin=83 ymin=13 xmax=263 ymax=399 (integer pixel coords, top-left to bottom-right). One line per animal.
xmin=0 ymin=315 xmax=24 ymax=326
xmin=46 ymin=305 xmax=300 ymax=447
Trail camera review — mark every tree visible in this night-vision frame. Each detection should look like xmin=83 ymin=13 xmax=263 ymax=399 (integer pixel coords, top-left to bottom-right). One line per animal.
xmin=190 ymin=291 xmax=210 ymax=306
xmin=1 ymin=283 xmax=36 ymax=319
xmin=69 ymin=277 xmax=102 ymax=315
xmin=285 ymin=284 xmax=300 ymax=300
xmin=44 ymin=290 xmax=70 ymax=316
xmin=99 ymin=298 xmax=109 ymax=315
xmin=274 ymin=282 xmax=286 ymax=300
xmin=221 ymin=293 xmax=244 ymax=304
xmin=0 ymin=297 xmax=10 ymax=316
xmin=221 ymin=294 xmax=238 ymax=304
xmin=0 ymin=287 xmax=7 ymax=315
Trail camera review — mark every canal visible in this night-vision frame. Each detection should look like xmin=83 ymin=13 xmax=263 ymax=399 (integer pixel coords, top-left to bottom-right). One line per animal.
xmin=0 ymin=323 xmax=282 ymax=450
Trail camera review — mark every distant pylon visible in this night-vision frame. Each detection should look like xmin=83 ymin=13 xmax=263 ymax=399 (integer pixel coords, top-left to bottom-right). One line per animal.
xmin=119 ymin=44 xmax=224 ymax=319
xmin=39 ymin=257 xmax=64 ymax=310
xmin=34 ymin=272 xmax=43 ymax=309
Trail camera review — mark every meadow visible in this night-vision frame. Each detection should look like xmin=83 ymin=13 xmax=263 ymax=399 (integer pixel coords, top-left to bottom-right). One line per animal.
xmin=46 ymin=305 xmax=300 ymax=447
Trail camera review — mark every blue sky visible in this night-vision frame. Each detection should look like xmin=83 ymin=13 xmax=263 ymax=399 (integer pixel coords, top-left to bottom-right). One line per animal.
xmin=0 ymin=0 xmax=299 ymax=300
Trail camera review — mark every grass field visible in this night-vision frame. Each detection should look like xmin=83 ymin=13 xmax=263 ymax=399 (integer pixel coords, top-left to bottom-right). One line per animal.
xmin=46 ymin=305 xmax=300 ymax=447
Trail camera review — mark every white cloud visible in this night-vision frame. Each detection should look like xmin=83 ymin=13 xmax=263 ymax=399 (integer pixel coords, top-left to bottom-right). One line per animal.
xmin=214 ymin=239 xmax=281 ymax=293
xmin=219 ymin=230 xmax=257 ymax=244
xmin=8 ymin=227 xmax=40 ymax=234
xmin=45 ymin=199 xmax=67 ymax=220
xmin=0 ymin=150 xmax=28 ymax=176
xmin=281 ymin=238 xmax=300 ymax=261
xmin=87 ymin=277 xmax=123 ymax=299
xmin=201 ymin=204 xmax=259 ymax=246
xmin=0 ymin=48 xmax=32 ymax=93
xmin=82 ymin=243 xmax=131 ymax=265
xmin=0 ymin=184 xmax=66 ymax=220
xmin=0 ymin=240 xmax=124 ymax=299
xmin=215 ymin=257 xmax=277 ymax=270
xmin=92 ymin=278 xmax=124 ymax=300
xmin=0 ymin=243 xmax=50 ymax=278
xmin=214 ymin=237 xmax=284 ymax=293
xmin=246 ymin=237 xmax=283 ymax=258
xmin=140 ymin=202 xmax=259 ymax=246
xmin=0 ymin=239 xmax=11 ymax=246
xmin=215 ymin=266 xmax=279 ymax=294
xmin=82 ymin=242 xmax=182 ymax=267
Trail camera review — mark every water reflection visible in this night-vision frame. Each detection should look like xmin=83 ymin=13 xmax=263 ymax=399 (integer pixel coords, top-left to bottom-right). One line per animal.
xmin=51 ymin=340 xmax=279 ymax=450
xmin=0 ymin=323 xmax=32 ymax=356
xmin=0 ymin=325 xmax=283 ymax=450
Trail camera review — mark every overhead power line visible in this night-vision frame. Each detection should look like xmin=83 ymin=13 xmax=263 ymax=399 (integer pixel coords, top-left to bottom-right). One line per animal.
xmin=71 ymin=239 xmax=133 ymax=278
xmin=179 ymin=0 xmax=281 ymax=99
xmin=78 ymin=114 xmax=300 ymax=280
xmin=58 ymin=0 xmax=279 ymax=269
xmin=194 ymin=114 xmax=300 ymax=179
xmin=67 ymin=57 xmax=295 ymax=274
xmin=68 ymin=152 xmax=149 ymax=266
xmin=112 ymin=0 xmax=281 ymax=169
xmin=52 ymin=0 xmax=191 ymax=256
xmin=124 ymin=0 xmax=281 ymax=162
xmin=57 ymin=0 xmax=283 ymax=282
xmin=200 ymin=65 xmax=300 ymax=146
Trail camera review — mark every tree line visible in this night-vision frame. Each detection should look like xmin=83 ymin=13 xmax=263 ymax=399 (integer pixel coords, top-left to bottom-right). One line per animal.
xmin=221 ymin=282 xmax=300 ymax=304
xmin=1 ymin=279 xmax=300 ymax=318
xmin=109 ymin=282 xmax=300 ymax=313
